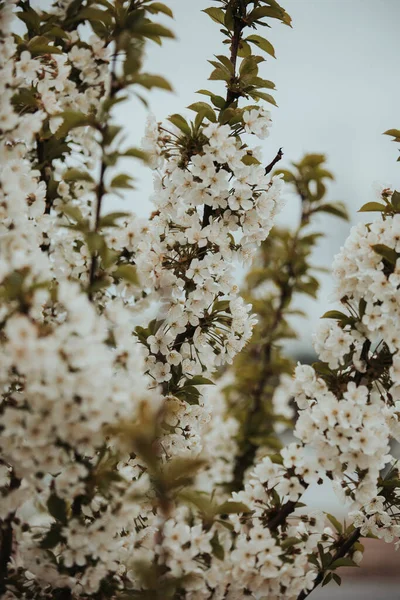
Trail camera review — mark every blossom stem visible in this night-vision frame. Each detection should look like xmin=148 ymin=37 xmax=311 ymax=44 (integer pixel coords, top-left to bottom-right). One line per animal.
xmin=88 ymin=47 xmax=118 ymax=298
xmin=232 ymin=211 xmax=309 ymax=490
xmin=226 ymin=0 xmax=246 ymax=106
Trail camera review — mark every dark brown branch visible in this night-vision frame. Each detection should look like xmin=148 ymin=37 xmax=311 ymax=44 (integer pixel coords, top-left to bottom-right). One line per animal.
xmin=265 ymin=147 xmax=283 ymax=175
xmin=267 ymin=499 xmax=298 ymax=532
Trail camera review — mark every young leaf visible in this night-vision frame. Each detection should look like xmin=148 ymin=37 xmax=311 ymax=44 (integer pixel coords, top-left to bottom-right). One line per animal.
xmin=99 ymin=212 xmax=130 ymax=228
xmin=113 ymin=264 xmax=138 ymax=284
xmin=202 ymin=7 xmax=225 ymax=25
xmin=371 ymin=244 xmax=398 ymax=265
xmin=147 ymin=3 xmax=173 ymax=18
xmin=216 ymin=501 xmax=250 ymax=515
xmin=358 ymin=201 xmax=387 ymax=212
xmin=47 ymin=494 xmax=68 ymax=524
xmin=329 ymin=557 xmax=359 ymax=570
xmin=187 ymin=102 xmax=216 ymax=123
xmin=321 ymin=310 xmax=350 ymax=321
xmin=110 ymin=174 xmax=134 ymax=190
xmin=168 ymin=114 xmax=191 ymax=135
xmin=326 ymin=513 xmax=343 ymax=534
xmin=246 ymin=35 xmax=276 ymax=58
xmin=186 ymin=375 xmax=214 ymax=386
xmin=135 ymin=74 xmax=173 ymax=91
xmin=314 ymin=202 xmax=348 ymax=220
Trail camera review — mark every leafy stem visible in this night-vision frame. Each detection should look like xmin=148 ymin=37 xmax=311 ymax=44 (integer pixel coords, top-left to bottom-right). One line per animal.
xmin=88 ymin=47 xmax=119 ymax=298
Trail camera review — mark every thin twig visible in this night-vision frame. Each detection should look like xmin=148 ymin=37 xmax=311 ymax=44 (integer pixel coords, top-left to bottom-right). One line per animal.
xmin=265 ymin=147 xmax=284 ymax=175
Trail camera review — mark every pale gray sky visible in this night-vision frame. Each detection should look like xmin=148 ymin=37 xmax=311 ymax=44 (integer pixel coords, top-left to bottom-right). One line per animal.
xmin=114 ymin=0 xmax=400 ymax=354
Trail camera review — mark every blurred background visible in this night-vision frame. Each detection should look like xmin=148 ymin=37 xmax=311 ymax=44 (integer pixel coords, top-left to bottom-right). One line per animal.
xmin=111 ymin=1 xmax=400 ymax=596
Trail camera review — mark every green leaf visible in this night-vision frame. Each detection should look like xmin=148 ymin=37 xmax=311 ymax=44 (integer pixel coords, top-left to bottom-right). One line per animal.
xmin=326 ymin=513 xmax=343 ymax=534
xmin=63 ymin=168 xmax=94 ymax=183
xmin=47 ymin=494 xmax=68 ymax=524
xmin=113 ymin=264 xmax=138 ymax=284
xmin=197 ymin=89 xmax=226 ymax=109
xmin=135 ymin=22 xmax=175 ymax=39
xmin=239 ymin=56 xmax=261 ymax=77
xmin=40 ymin=525 xmax=62 ymax=549
xmin=135 ymin=74 xmax=172 ymax=91
xmin=175 ymin=385 xmax=200 ymax=405
xmin=248 ymin=6 xmax=291 ymax=25
xmin=202 ymin=7 xmax=225 ymax=25
xmin=332 ymin=573 xmax=342 ymax=586
xmin=274 ymin=169 xmax=296 ymax=183
xmin=56 ymin=111 xmax=95 ymax=138
xmin=123 ymin=147 xmax=149 ymax=161
xmin=159 ymin=457 xmax=206 ymax=490
xmin=329 ymin=557 xmax=359 ymax=570
xmin=224 ymin=4 xmax=234 ymax=30
xmin=168 ymin=114 xmax=191 ymax=135
xmin=251 ymin=77 xmax=276 ymax=90
xmin=321 ymin=310 xmax=349 ymax=321
xmin=178 ymin=489 xmax=215 ymax=519
xmin=60 ymin=204 xmax=85 ymax=223
xmin=384 ymin=128 xmax=400 ymax=141
xmin=209 ymin=67 xmax=231 ymax=82
xmin=16 ymin=7 xmax=41 ymax=34
xmin=27 ymin=36 xmax=63 ymax=55
xmin=246 ymin=35 xmax=276 ymax=58
xmin=186 ymin=375 xmax=214 ymax=386
xmin=249 ymin=90 xmax=277 ymax=106
xmin=216 ymin=501 xmax=250 ymax=515
xmin=322 ymin=573 xmax=333 ymax=587
xmin=358 ymin=201 xmax=387 ymax=212
xmin=110 ymin=174 xmax=134 ymax=190
xmin=391 ymin=190 xmax=400 ymax=210
xmin=314 ymin=202 xmax=348 ymax=220
xmin=242 ymin=153 xmax=261 ymax=166
xmin=85 ymin=232 xmax=106 ymax=255
xmin=214 ymin=55 xmax=235 ymax=74
xmin=147 ymin=3 xmax=173 ymax=18
xmin=212 ymin=299 xmax=230 ymax=313
xmin=371 ymin=244 xmax=398 ymax=265
xmin=281 ymin=536 xmax=302 ymax=550
xmin=238 ymin=40 xmax=252 ymax=58
xmin=99 ymin=212 xmax=130 ymax=228
xmin=210 ymin=531 xmax=225 ymax=560
xmin=187 ymin=102 xmax=216 ymax=123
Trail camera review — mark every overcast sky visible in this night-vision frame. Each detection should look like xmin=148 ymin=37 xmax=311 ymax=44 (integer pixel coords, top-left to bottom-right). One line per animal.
xmin=115 ymin=0 xmax=400 ymax=355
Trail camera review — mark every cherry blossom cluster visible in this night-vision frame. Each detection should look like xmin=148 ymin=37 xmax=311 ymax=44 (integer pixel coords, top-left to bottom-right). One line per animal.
xmin=137 ymin=116 xmax=284 ymax=388
xmin=350 ymin=494 xmax=400 ymax=546
xmin=293 ymin=188 xmax=400 ymax=507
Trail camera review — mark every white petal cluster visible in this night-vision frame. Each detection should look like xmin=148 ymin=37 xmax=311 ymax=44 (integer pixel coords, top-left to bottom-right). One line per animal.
xmin=138 ymin=118 xmax=284 ymax=385
xmin=243 ymin=107 xmax=272 ymax=139
xmin=350 ymin=495 xmax=400 ymax=545
xmin=294 ymin=195 xmax=400 ymax=507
